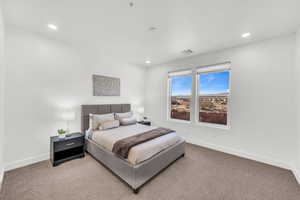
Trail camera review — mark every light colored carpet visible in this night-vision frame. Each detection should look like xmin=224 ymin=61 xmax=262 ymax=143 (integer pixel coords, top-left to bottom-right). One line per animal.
xmin=0 ymin=143 xmax=299 ymax=200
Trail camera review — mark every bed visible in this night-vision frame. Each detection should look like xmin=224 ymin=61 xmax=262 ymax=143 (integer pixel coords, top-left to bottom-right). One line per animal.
xmin=82 ymin=104 xmax=185 ymax=193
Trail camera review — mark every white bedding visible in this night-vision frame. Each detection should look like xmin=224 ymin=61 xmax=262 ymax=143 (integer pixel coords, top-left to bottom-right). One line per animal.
xmin=91 ymin=124 xmax=181 ymax=165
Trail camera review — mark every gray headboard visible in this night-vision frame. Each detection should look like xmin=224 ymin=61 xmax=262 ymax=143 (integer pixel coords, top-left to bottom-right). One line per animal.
xmin=81 ymin=104 xmax=131 ymax=133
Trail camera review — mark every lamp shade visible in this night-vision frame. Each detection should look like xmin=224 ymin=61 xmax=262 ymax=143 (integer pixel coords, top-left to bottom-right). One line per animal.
xmin=61 ymin=111 xmax=76 ymax=121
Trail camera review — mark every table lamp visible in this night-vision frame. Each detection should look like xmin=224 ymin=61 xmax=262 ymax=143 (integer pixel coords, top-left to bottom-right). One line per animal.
xmin=137 ymin=107 xmax=145 ymax=121
xmin=61 ymin=111 xmax=76 ymax=135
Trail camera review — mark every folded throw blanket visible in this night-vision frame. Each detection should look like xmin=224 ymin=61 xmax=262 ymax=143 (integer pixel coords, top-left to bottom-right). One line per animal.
xmin=112 ymin=127 xmax=174 ymax=159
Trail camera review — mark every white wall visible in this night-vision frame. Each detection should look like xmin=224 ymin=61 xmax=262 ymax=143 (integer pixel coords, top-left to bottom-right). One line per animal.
xmin=0 ymin=0 xmax=5 ymax=185
xmin=4 ymin=26 xmax=146 ymax=170
xmin=145 ymin=34 xmax=297 ymax=168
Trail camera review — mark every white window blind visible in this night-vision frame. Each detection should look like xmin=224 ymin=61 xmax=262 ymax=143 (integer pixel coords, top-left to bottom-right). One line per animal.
xmin=168 ymin=69 xmax=192 ymax=77
xmin=196 ymin=62 xmax=231 ymax=73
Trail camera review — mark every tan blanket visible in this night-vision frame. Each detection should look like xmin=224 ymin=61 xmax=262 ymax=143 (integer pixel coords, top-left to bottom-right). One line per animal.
xmin=112 ymin=127 xmax=174 ymax=159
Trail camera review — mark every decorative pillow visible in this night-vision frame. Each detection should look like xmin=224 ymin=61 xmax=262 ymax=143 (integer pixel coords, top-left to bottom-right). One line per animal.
xmin=119 ymin=116 xmax=137 ymax=126
xmin=97 ymin=120 xmax=120 ymax=130
xmin=115 ymin=111 xmax=133 ymax=120
xmin=89 ymin=113 xmax=115 ymax=130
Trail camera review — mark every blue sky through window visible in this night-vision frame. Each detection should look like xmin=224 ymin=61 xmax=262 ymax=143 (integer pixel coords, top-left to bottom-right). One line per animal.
xmin=170 ymin=71 xmax=230 ymax=96
xmin=199 ymin=71 xmax=230 ymax=95
xmin=171 ymin=75 xmax=192 ymax=96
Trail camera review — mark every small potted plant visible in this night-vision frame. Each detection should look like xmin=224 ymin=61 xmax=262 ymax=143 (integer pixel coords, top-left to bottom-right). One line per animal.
xmin=57 ymin=129 xmax=66 ymax=139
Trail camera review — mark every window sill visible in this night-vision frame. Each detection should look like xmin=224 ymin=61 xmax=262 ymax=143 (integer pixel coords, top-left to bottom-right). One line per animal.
xmin=194 ymin=122 xmax=230 ymax=130
xmin=167 ymin=118 xmax=192 ymax=124
xmin=166 ymin=119 xmax=230 ymax=130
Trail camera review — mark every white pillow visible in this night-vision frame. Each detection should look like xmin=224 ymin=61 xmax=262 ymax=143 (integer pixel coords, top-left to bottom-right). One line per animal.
xmin=115 ymin=111 xmax=133 ymax=120
xmin=89 ymin=113 xmax=115 ymax=130
xmin=119 ymin=116 xmax=137 ymax=126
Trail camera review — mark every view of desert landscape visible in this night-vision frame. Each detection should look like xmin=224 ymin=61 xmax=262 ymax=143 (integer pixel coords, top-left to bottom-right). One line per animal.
xmin=171 ymin=95 xmax=228 ymax=125
xmin=199 ymin=95 xmax=228 ymax=125
xmin=171 ymin=96 xmax=191 ymax=121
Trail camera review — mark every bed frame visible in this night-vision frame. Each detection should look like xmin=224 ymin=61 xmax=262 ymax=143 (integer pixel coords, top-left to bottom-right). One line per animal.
xmin=81 ymin=104 xmax=185 ymax=193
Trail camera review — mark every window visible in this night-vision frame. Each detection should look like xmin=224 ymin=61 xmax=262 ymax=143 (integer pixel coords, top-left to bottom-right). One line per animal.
xmin=197 ymin=64 xmax=230 ymax=127
xmin=167 ymin=62 xmax=231 ymax=129
xmin=168 ymin=70 xmax=192 ymax=121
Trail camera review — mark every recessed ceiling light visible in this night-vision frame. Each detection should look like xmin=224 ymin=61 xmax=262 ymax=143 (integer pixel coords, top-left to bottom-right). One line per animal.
xmin=48 ymin=24 xmax=58 ymax=31
xmin=145 ymin=60 xmax=151 ymax=64
xmin=242 ymin=32 xmax=251 ymax=38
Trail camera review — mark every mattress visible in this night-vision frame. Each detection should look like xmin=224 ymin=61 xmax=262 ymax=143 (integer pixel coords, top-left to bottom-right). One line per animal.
xmin=91 ymin=124 xmax=181 ymax=165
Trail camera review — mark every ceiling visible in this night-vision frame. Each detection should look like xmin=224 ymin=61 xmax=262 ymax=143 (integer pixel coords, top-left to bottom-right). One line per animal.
xmin=3 ymin=0 xmax=300 ymax=66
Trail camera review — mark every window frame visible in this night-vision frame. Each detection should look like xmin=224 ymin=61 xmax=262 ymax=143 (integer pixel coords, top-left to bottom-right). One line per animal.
xmin=166 ymin=62 xmax=231 ymax=129
xmin=167 ymin=70 xmax=193 ymax=123
xmin=195 ymin=65 xmax=231 ymax=129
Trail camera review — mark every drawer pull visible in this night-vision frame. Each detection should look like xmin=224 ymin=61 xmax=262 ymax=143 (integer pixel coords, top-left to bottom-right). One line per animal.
xmin=66 ymin=142 xmax=75 ymax=146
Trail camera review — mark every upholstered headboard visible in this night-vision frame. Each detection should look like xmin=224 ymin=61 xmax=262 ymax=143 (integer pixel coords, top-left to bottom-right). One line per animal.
xmin=81 ymin=104 xmax=131 ymax=134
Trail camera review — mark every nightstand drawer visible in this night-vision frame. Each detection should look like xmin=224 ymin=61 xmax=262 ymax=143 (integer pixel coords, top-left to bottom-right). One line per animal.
xmin=54 ymin=137 xmax=84 ymax=152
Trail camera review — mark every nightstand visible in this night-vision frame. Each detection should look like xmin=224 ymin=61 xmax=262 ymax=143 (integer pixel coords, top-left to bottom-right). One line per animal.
xmin=50 ymin=132 xmax=85 ymax=167
xmin=138 ymin=121 xmax=151 ymax=126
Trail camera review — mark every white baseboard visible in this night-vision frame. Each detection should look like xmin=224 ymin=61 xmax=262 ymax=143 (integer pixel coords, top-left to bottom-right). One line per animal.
xmin=186 ymin=138 xmax=291 ymax=170
xmin=4 ymin=153 xmax=49 ymax=172
xmin=0 ymin=167 xmax=4 ymax=191
xmin=291 ymin=166 xmax=300 ymax=184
